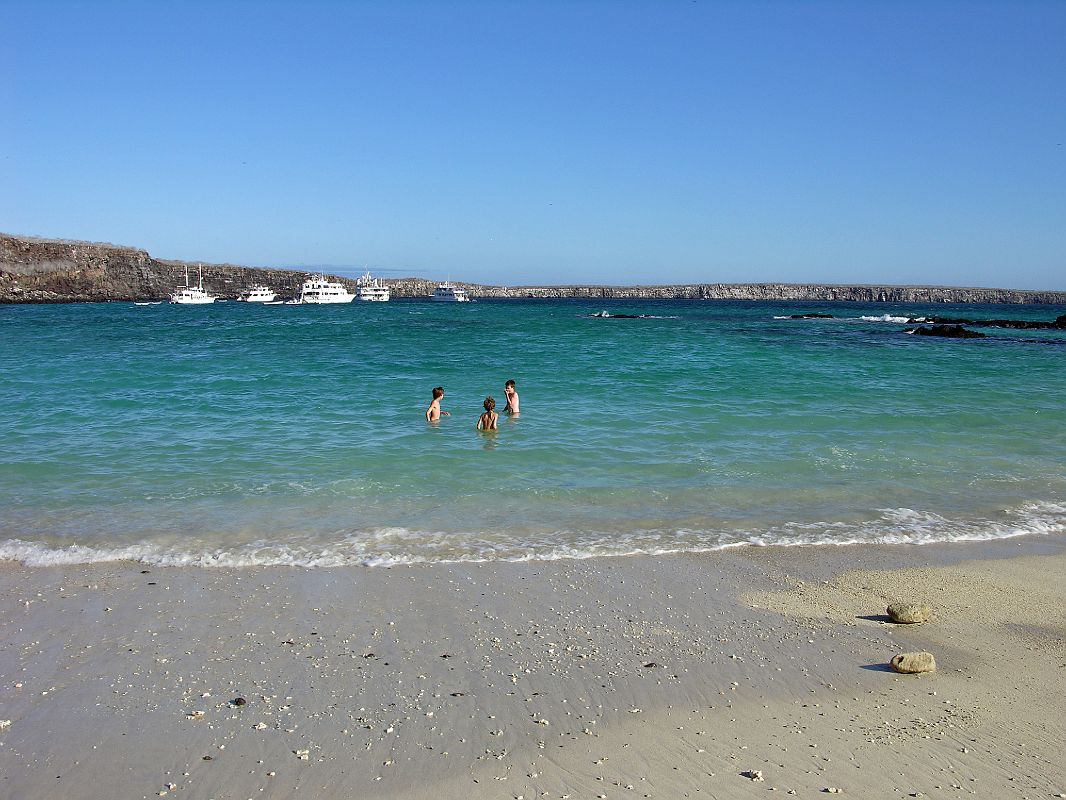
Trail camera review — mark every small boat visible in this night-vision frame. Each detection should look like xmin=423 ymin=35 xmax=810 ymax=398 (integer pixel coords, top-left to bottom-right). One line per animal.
xmin=170 ymin=264 xmax=216 ymax=304
xmin=432 ymin=282 xmax=470 ymax=302
xmin=237 ymin=284 xmax=277 ymax=303
xmin=290 ymin=274 xmax=355 ymax=304
xmin=356 ymin=271 xmax=390 ymax=302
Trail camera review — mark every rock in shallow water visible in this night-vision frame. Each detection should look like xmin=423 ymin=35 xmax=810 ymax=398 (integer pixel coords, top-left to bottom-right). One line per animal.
xmin=907 ymin=324 xmax=985 ymax=338
xmin=890 ymin=652 xmax=937 ymax=674
xmin=887 ymin=603 xmax=933 ymax=624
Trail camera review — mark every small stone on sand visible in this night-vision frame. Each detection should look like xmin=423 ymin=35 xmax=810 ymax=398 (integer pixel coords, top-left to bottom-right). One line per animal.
xmin=887 ymin=603 xmax=933 ymax=624
xmin=890 ymin=652 xmax=937 ymax=674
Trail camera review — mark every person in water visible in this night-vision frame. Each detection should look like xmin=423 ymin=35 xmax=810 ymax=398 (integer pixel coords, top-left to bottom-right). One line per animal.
xmin=503 ymin=379 xmax=520 ymax=415
xmin=426 ymin=386 xmax=450 ymax=422
xmin=477 ymin=396 xmax=498 ymax=430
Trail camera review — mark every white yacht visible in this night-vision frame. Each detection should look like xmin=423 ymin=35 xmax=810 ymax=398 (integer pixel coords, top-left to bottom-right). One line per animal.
xmin=289 ymin=274 xmax=355 ymax=304
xmin=356 ymin=271 xmax=390 ymax=302
xmin=237 ymin=284 xmax=277 ymax=303
xmin=170 ymin=264 xmax=216 ymax=304
xmin=432 ymin=282 xmax=471 ymax=302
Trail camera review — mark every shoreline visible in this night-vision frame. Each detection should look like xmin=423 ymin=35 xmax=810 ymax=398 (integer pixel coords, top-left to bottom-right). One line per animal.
xmin=2 ymin=535 xmax=1064 ymax=798
xmin=5 ymin=233 xmax=1066 ymax=304
xmin=6 ymin=289 xmax=1066 ymax=306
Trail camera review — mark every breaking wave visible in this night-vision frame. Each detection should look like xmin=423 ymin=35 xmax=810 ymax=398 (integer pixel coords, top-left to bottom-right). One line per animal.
xmin=860 ymin=314 xmax=924 ymax=323
xmin=2 ymin=502 xmax=1062 ymax=569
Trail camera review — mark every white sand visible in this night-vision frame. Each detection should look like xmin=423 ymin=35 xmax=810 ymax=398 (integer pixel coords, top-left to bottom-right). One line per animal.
xmin=1 ymin=539 xmax=1064 ymax=799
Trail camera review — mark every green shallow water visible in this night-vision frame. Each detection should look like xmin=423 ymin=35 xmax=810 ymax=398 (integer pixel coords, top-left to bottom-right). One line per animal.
xmin=1 ymin=299 xmax=1064 ymax=566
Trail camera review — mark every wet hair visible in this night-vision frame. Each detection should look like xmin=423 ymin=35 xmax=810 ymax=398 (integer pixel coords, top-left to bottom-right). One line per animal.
xmin=505 ymin=379 xmax=515 ymax=389
xmin=483 ymin=396 xmax=495 ymax=411
xmin=432 ymin=386 xmax=444 ymax=400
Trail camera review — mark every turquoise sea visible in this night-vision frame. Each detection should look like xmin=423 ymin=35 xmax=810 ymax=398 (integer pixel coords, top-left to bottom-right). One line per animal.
xmin=1 ymin=299 xmax=1064 ymax=567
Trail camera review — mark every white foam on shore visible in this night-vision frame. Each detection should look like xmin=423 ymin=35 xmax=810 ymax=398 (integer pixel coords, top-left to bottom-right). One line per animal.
xmin=2 ymin=502 xmax=1063 ymax=569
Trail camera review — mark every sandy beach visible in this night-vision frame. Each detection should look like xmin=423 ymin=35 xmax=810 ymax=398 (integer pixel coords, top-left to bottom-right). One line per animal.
xmin=1 ymin=537 xmax=1064 ymax=800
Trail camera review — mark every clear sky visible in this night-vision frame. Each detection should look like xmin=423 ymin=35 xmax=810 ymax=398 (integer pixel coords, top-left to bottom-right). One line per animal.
xmin=2 ymin=1 xmax=1064 ymax=288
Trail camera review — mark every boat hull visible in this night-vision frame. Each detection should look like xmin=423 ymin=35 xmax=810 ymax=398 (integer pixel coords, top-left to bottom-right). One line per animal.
xmin=300 ymin=296 xmax=355 ymax=304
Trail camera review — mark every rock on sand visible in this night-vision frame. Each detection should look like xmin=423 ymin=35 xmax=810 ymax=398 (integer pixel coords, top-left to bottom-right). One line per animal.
xmin=890 ymin=652 xmax=937 ymax=674
xmin=887 ymin=603 xmax=933 ymax=624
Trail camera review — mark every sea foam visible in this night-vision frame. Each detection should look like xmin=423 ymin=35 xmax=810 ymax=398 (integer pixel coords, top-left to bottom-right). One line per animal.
xmin=2 ymin=502 xmax=1062 ymax=569
xmin=859 ymin=314 xmax=923 ymax=323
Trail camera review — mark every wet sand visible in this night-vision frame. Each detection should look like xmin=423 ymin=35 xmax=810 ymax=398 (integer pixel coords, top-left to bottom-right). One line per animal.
xmin=1 ymin=537 xmax=1064 ymax=799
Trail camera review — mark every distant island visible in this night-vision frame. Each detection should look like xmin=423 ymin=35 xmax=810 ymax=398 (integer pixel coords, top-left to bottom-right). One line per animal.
xmin=3 ymin=232 xmax=1065 ymax=304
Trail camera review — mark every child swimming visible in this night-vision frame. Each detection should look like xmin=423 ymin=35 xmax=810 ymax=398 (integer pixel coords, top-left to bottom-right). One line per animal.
xmin=477 ymin=396 xmax=498 ymax=430
xmin=426 ymin=386 xmax=450 ymax=422
xmin=503 ymin=379 xmax=520 ymax=415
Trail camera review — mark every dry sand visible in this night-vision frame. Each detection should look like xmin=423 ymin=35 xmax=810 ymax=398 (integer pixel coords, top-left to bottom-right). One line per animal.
xmin=1 ymin=537 xmax=1064 ymax=799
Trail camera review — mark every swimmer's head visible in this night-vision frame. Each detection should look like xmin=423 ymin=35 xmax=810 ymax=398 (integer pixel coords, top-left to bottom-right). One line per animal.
xmin=432 ymin=386 xmax=444 ymax=400
xmin=483 ymin=396 xmax=495 ymax=411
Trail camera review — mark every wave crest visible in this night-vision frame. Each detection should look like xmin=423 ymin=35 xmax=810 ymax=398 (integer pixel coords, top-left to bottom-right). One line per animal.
xmin=2 ymin=503 xmax=1062 ymax=569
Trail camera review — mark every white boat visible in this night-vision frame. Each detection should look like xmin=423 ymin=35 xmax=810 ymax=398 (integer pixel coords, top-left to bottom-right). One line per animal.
xmin=290 ymin=274 xmax=355 ymax=304
xmin=356 ymin=271 xmax=390 ymax=302
xmin=170 ymin=264 xmax=216 ymax=304
xmin=237 ymin=284 xmax=277 ymax=303
xmin=432 ymin=282 xmax=471 ymax=302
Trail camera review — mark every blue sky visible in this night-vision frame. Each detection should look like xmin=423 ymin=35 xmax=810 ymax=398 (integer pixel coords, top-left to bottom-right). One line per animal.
xmin=3 ymin=1 xmax=1064 ymax=288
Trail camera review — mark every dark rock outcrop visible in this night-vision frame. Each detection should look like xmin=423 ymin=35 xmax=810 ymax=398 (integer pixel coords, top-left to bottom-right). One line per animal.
xmin=5 ymin=232 xmax=1066 ymax=305
xmin=907 ymin=324 xmax=986 ymax=338
xmin=910 ymin=315 xmax=1066 ymax=329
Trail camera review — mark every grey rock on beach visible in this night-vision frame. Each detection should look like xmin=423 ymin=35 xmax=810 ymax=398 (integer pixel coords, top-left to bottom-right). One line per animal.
xmin=887 ymin=603 xmax=933 ymax=624
xmin=890 ymin=652 xmax=937 ymax=674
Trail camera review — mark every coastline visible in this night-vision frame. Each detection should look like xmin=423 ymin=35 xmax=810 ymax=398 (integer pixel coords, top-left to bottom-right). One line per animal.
xmin=5 ymin=233 xmax=1066 ymax=303
xmin=2 ymin=536 xmax=1063 ymax=799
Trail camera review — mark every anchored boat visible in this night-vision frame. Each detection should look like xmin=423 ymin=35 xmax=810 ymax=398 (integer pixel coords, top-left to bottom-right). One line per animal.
xmin=432 ymin=282 xmax=470 ymax=302
xmin=237 ymin=284 xmax=277 ymax=303
xmin=287 ymin=275 xmax=355 ymax=304
xmin=356 ymin=271 xmax=390 ymax=302
xmin=170 ymin=264 xmax=216 ymax=304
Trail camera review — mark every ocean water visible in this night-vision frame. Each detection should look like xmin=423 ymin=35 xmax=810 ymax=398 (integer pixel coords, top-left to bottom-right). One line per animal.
xmin=1 ymin=299 xmax=1064 ymax=567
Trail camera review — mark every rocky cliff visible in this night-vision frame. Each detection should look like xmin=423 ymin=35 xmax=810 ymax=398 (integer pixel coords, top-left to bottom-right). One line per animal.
xmin=1 ymin=234 xmax=317 ymax=302
xmin=3 ymin=233 xmax=1065 ymax=304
